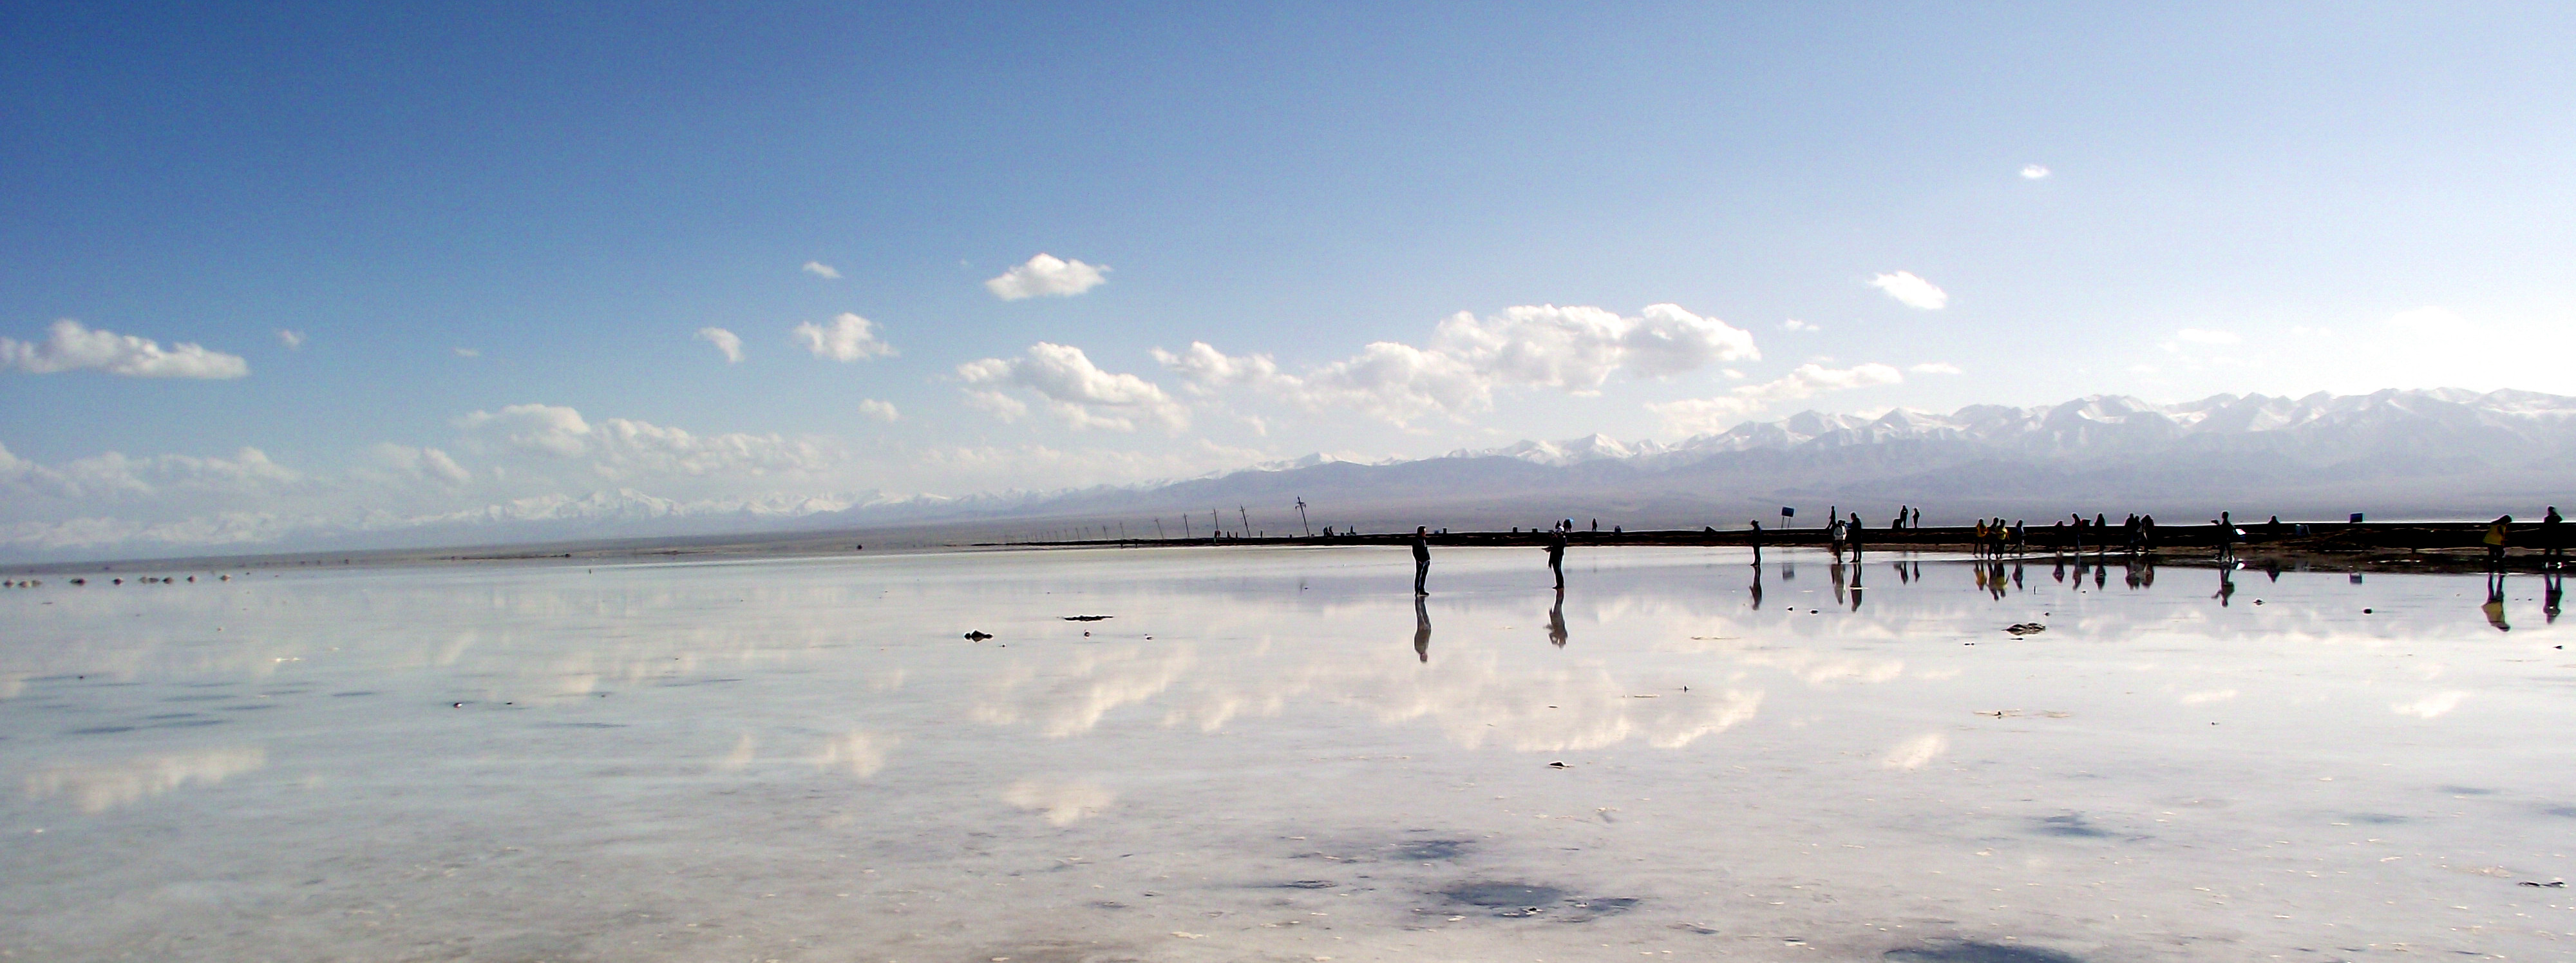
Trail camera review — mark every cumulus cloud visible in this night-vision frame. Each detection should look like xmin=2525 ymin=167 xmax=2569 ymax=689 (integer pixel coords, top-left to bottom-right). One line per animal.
xmin=791 ymin=313 xmax=896 ymax=361
xmin=368 ymin=443 xmax=471 ymax=484
xmin=1867 ymin=271 xmax=1948 ymax=310
xmin=1781 ymin=318 xmax=1819 ymax=332
xmin=858 ymin=399 xmax=900 ymax=422
xmin=984 ymin=253 xmax=1109 ymax=300
xmin=1908 ymin=361 xmax=1962 ymax=374
xmin=801 ymin=260 xmax=841 ymax=280
xmin=275 ymin=329 xmax=305 ymax=350
xmin=1 ymin=319 xmax=249 ymax=379
xmin=696 ymin=326 xmax=744 ymax=363
xmin=1 ymin=441 xmax=299 ymax=501
xmin=2021 ymin=164 xmax=2051 ymax=179
xmin=454 ymin=404 xmax=831 ymax=477
xmin=957 ymin=343 xmax=1188 ymax=432
xmin=1647 ymin=362 xmax=1906 ymax=435
xmin=1155 ymin=303 xmax=1757 ymax=426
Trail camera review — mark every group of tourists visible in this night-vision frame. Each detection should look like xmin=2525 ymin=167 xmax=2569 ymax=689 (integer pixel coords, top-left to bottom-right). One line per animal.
xmin=2483 ymin=506 xmax=2568 ymax=571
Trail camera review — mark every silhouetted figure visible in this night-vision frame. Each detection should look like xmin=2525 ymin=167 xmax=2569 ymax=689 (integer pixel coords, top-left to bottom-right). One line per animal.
xmin=1748 ymin=519 xmax=1764 ymax=564
xmin=1412 ymin=526 xmax=1432 ymax=595
xmin=1748 ymin=564 xmax=1765 ymax=609
xmin=2544 ymin=571 xmax=2562 ymax=624
xmin=1547 ymin=587 xmax=1568 ymax=648
xmin=2071 ymin=513 xmax=2088 ymax=555
xmin=2213 ymin=513 xmax=2237 ymax=562
xmin=1546 ymin=528 xmax=1567 ymax=589
xmin=1414 ymin=596 xmax=1432 ymax=662
xmin=1849 ymin=561 xmax=1866 ymax=611
xmin=1847 ymin=511 xmax=1864 ymax=560
xmin=2215 ymin=566 xmax=2236 ymax=606
xmin=2093 ymin=562 xmax=2107 ymax=590
xmin=1830 ymin=516 xmax=1848 ymax=561
xmin=2544 ymin=506 xmax=2565 ymax=568
xmin=2011 ymin=563 xmax=2023 ymax=591
xmin=1911 ymin=507 xmax=1922 ymax=529
xmin=2484 ymin=515 xmax=2513 ymax=571
xmin=1832 ymin=557 xmax=1848 ymax=605
xmin=2139 ymin=514 xmax=2157 ymax=554
xmin=2483 ymin=573 xmax=2510 ymax=631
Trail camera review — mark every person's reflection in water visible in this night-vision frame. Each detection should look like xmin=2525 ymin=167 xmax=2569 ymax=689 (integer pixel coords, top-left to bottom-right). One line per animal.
xmin=2052 ymin=558 xmax=2066 ymax=583
xmin=2012 ymin=562 xmax=2025 ymax=591
xmin=1414 ymin=596 xmax=1433 ymax=662
xmin=2123 ymin=559 xmax=2142 ymax=590
xmin=1848 ymin=562 xmax=1865 ymax=611
xmin=2214 ymin=566 xmax=2236 ymax=607
xmin=1991 ymin=562 xmax=2009 ymax=600
xmin=1831 ymin=559 xmax=1848 ymax=606
xmin=1781 ymin=562 xmax=1795 ymax=582
xmin=1547 ymin=587 xmax=1569 ymax=648
xmin=2094 ymin=562 xmax=2108 ymax=590
xmin=2140 ymin=560 xmax=2157 ymax=589
xmin=2544 ymin=571 xmax=2562 ymax=624
xmin=1748 ymin=564 xmax=1765 ymax=610
xmin=1975 ymin=564 xmax=1991 ymax=593
xmin=1893 ymin=560 xmax=1911 ymax=584
xmin=2483 ymin=573 xmax=2511 ymax=632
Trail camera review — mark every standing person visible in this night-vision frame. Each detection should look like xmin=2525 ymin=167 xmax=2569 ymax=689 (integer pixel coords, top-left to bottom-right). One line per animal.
xmin=1973 ymin=519 xmax=1989 ymax=558
xmin=2011 ymin=520 xmax=2026 ymax=557
xmin=1830 ymin=515 xmax=1848 ymax=561
xmin=2213 ymin=513 xmax=2239 ymax=562
xmin=2139 ymin=514 xmax=2157 ymax=554
xmin=1748 ymin=519 xmax=1764 ymax=564
xmin=2484 ymin=514 xmax=2513 ymax=571
xmin=2531 ymin=506 xmax=2560 ymax=566
xmin=1412 ymin=526 xmax=1432 ymax=595
xmin=1911 ymin=507 xmax=1922 ymax=529
xmin=1546 ymin=526 xmax=1567 ymax=589
xmin=1847 ymin=511 xmax=1865 ymax=560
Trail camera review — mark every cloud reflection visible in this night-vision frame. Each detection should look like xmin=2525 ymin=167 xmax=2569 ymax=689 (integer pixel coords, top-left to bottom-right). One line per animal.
xmin=25 ymin=746 xmax=266 ymax=813
xmin=1881 ymin=733 xmax=1947 ymax=770
xmin=811 ymin=730 xmax=896 ymax=777
xmin=1003 ymin=778 xmax=1115 ymax=825
xmin=2392 ymin=691 xmax=2467 ymax=720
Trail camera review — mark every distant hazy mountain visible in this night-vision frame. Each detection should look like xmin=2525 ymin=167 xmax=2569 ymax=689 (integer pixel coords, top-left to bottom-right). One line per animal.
xmin=26 ymin=388 xmax=2576 ymax=561
xmin=906 ymin=388 xmax=2576 ymax=534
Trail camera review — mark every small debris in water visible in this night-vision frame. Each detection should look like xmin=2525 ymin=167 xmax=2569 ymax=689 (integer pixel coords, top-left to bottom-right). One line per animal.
xmin=1064 ymin=615 xmax=1112 ymax=622
xmin=2005 ymin=623 xmax=2047 ymax=635
xmin=1548 ymin=761 xmax=1569 ymax=768
xmin=963 ymin=631 xmax=993 ymax=641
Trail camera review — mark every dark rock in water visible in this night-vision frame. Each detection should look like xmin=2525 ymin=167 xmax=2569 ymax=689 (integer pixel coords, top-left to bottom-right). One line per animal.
xmin=1392 ymin=838 xmax=1472 ymax=861
xmin=1275 ymin=880 xmax=1338 ymax=889
xmin=1548 ymin=760 xmax=1569 ymax=768
xmin=1063 ymin=615 xmax=1113 ymax=622
xmin=1885 ymin=940 xmax=2087 ymax=963
xmin=963 ymin=631 xmax=994 ymax=641
xmin=2004 ymin=623 xmax=2047 ymax=635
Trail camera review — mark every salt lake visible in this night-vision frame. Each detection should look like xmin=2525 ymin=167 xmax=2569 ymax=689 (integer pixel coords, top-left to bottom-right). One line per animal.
xmin=3 ymin=546 xmax=2572 ymax=962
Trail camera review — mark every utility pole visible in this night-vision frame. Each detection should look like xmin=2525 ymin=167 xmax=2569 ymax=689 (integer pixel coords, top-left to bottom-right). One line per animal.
xmin=1238 ymin=506 xmax=1251 ymax=537
xmin=1156 ymin=519 xmax=1166 ymax=540
xmin=1211 ymin=508 xmax=1221 ymax=537
xmin=1294 ymin=497 xmax=1311 ymax=536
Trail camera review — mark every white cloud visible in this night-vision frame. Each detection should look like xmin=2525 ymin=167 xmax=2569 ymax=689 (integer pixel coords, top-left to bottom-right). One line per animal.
xmin=1867 ymin=271 xmax=1948 ymax=310
xmin=801 ymin=261 xmax=841 ymax=280
xmin=275 ymin=329 xmax=305 ymax=350
xmin=1156 ymin=303 xmax=1757 ymax=426
xmin=1 ymin=319 xmax=249 ymax=379
xmin=1781 ymin=318 xmax=1819 ymax=332
xmin=1647 ymin=362 xmax=1906 ymax=435
xmin=2174 ymin=328 xmax=2242 ymax=345
xmin=791 ymin=313 xmax=896 ymax=361
xmin=1 ymin=441 xmax=300 ymax=501
xmin=957 ymin=343 xmax=1188 ymax=432
xmin=858 ymin=399 xmax=900 ymax=423
xmin=1908 ymin=361 xmax=1962 ymax=374
xmin=2021 ymin=164 xmax=2051 ymax=179
xmin=452 ymin=347 xmax=480 ymax=358
xmin=455 ymin=403 xmax=831 ymax=477
xmin=368 ymin=443 xmax=471 ymax=484
xmin=984 ymin=253 xmax=1109 ymax=300
xmin=696 ymin=326 xmax=744 ymax=363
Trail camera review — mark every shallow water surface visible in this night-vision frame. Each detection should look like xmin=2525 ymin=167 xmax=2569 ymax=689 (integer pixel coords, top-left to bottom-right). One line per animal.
xmin=3 ymin=547 xmax=2573 ymax=961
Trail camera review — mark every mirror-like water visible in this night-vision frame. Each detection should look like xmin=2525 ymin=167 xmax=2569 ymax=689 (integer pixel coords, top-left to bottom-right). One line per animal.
xmin=4 ymin=546 xmax=2572 ymax=961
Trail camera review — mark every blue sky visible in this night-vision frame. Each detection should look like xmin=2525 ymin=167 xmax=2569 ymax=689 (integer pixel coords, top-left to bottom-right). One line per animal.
xmin=6 ymin=2 xmax=2576 ymax=554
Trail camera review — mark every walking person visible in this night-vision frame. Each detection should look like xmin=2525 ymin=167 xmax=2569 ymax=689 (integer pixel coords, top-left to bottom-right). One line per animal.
xmin=1412 ymin=526 xmax=1432 ymax=595
xmin=1546 ymin=526 xmax=1567 ymax=589
xmin=2484 ymin=515 xmax=2513 ymax=571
